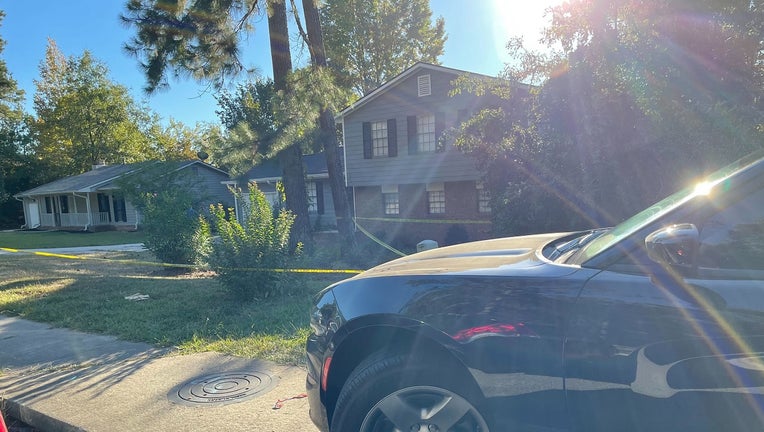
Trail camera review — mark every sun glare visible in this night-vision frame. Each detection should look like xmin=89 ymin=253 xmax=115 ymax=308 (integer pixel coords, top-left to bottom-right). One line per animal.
xmin=694 ymin=181 xmax=714 ymax=196
xmin=490 ymin=0 xmax=562 ymax=59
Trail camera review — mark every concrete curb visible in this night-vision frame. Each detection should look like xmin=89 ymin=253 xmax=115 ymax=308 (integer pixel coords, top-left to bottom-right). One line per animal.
xmin=2 ymin=398 xmax=84 ymax=432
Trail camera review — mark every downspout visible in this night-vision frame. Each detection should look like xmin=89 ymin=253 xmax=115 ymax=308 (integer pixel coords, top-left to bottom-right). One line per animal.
xmin=233 ymin=191 xmax=240 ymax=223
xmin=14 ymin=196 xmax=28 ymax=229
xmin=341 ymin=118 xmax=349 ymax=187
xmin=73 ymin=192 xmax=91 ymax=231
xmin=352 ymin=187 xmax=358 ymax=232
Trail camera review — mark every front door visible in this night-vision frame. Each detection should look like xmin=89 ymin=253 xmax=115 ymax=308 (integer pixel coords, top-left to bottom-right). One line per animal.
xmin=28 ymin=201 xmax=40 ymax=228
xmin=565 ymin=181 xmax=764 ymax=431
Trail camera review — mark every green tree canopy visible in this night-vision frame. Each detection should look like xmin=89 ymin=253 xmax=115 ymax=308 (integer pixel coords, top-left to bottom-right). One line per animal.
xmin=123 ymin=0 xmax=318 ymax=247
xmin=454 ymin=0 xmax=764 ymax=236
xmin=144 ymin=117 xmax=209 ymax=161
xmin=212 ymin=79 xmax=277 ymax=174
xmin=32 ymin=40 xmax=157 ymax=176
xmin=122 ymin=0 xmax=257 ymax=93
xmin=0 ymin=10 xmax=35 ymax=223
xmin=320 ymin=0 xmax=446 ymax=95
xmin=0 ymin=11 xmax=23 ymax=121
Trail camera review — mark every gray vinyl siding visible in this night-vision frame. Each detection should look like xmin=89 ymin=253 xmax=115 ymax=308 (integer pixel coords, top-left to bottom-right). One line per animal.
xmin=189 ymin=165 xmax=235 ymax=212
xmin=344 ymin=69 xmax=490 ymax=187
xmin=124 ymin=200 xmax=140 ymax=226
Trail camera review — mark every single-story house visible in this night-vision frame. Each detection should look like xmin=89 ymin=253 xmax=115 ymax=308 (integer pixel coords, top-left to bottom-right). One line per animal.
xmin=223 ymin=153 xmax=338 ymax=231
xmin=14 ymin=160 xmax=232 ymax=231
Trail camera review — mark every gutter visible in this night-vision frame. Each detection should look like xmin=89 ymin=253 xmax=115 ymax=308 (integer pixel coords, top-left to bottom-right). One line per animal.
xmin=14 ymin=196 xmax=31 ymax=229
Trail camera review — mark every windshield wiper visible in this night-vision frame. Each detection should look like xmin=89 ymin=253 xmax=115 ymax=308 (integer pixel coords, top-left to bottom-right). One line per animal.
xmin=548 ymin=229 xmax=609 ymax=261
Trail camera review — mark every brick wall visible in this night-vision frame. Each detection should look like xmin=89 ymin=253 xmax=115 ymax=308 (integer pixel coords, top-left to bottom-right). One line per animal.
xmin=353 ymin=180 xmax=492 ymax=250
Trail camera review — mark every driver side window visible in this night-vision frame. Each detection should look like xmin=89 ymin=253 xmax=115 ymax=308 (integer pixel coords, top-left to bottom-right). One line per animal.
xmin=697 ymin=186 xmax=764 ymax=272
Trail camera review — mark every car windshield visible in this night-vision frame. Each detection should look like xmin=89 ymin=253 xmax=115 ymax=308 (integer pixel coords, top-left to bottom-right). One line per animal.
xmin=571 ymin=152 xmax=764 ymax=264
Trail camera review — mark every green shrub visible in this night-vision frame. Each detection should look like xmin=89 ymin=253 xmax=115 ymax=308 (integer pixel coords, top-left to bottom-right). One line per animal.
xmin=200 ymin=183 xmax=298 ymax=301
xmin=139 ymin=190 xmax=202 ymax=265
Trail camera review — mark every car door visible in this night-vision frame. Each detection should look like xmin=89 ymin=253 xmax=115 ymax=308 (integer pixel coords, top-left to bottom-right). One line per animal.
xmin=564 ymin=180 xmax=764 ymax=431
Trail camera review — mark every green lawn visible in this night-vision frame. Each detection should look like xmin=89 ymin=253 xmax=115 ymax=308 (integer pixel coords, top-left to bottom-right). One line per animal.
xmin=0 ymin=230 xmax=147 ymax=249
xmin=0 ymin=251 xmax=346 ymax=365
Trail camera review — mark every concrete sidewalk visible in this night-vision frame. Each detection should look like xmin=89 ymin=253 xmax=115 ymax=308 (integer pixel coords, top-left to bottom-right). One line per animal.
xmin=0 ymin=244 xmax=146 ymax=255
xmin=0 ymin=315 xmax=319 ymax=432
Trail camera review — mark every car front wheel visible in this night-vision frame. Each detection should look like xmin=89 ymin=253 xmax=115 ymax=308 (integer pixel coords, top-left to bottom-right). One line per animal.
xmin=330 ymin=352 xmax=489 ymax=432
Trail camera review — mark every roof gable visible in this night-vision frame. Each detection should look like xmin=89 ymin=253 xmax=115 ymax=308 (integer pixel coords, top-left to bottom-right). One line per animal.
xmin=335 ymin=62 xmax=492 ymax=121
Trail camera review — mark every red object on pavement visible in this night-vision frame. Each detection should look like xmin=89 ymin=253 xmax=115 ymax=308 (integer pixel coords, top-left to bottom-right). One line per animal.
xmin=272 ymin=392 xmax=308 ymax=410
xmin=0 ymin=410 xmax=8 ymax=432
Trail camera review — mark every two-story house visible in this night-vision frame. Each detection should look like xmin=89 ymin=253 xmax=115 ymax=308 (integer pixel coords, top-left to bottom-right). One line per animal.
xmin=337 ymin=62 xmax=506 ymax=249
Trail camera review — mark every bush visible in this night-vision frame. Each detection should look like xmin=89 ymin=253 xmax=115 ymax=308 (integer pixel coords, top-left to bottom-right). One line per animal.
xmin=199 ymin=183 xmax=298 ymax=301
xmin=139 ymin=190 xmax=202 ymax=265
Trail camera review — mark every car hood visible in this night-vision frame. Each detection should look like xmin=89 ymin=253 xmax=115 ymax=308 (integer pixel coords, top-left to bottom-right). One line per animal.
xmin=355 ymin=232 xmax=574 ymax=279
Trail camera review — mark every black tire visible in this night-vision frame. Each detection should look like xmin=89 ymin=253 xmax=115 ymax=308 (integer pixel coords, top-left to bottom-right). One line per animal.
xmin=330 ymin=351 xmax=490 ymax=432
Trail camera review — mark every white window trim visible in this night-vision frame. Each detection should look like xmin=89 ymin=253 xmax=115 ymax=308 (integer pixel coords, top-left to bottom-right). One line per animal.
xmin=382 ymin=184 xmax=400 ymax=215
xmin=477 ymin=182 xmax=491 ymax=213
xmin=371 ymin=120 xmax=388 ymax=157
xmin=417 ymin=114 xmax=436 ymax=153
xmin=381 ymin=184 xmax=399 ymax=194
xmin=427 ymin=183 xmax=445 ymax=214
xmin=426 ymin=182 xmax=444 ymax=192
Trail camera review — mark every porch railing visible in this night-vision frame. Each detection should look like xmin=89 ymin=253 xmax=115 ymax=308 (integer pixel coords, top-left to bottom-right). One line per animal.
xmin=38 ymin=212 xmax=112 ymax=227
xmin=92 ymin=212 xmax=111 ymax=224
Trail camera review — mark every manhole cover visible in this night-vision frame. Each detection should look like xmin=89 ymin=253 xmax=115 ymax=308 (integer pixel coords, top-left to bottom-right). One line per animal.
xmin=168 ymin=371 xmax=278 ymax=407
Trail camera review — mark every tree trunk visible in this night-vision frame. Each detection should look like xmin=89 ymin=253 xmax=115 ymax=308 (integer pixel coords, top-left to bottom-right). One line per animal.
xmin=301 ymin=0 xmax=357 ymax=252
xmin=268 ymin=0 xmax=312 ymax=249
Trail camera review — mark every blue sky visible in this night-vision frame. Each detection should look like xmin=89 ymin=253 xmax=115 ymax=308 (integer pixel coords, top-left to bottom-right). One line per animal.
xmin=1 ymin=0 xmax=558 ymax=127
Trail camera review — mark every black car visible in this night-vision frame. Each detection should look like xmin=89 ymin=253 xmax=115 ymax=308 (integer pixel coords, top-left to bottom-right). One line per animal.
xmin=306 ymin=151 xmax=764 ymax=432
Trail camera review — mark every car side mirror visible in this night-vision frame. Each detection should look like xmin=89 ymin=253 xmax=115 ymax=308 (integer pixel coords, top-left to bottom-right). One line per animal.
xmin=645 ymin=223 xmax=699 ymax=269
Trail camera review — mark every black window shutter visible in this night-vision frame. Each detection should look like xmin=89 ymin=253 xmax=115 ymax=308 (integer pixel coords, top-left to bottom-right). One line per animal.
xmin=407 ymin=116 xmax=417 ymax=154
xmin=362 ymin=122 xmax=372 ymax=159
xmin=316 ymin=182 xmax=325 ymax=214
xmin=435 ymin=111 xmax=446 ymax=152
xmin=387 ymin=118 xmax=397 ymax=157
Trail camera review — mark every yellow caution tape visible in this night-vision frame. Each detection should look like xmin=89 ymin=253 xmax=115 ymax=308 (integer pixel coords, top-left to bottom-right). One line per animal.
xmin=0 ymin=247 xmax=363 ymax=275
xmin=352 ymin=220 xmax=407 ymax=257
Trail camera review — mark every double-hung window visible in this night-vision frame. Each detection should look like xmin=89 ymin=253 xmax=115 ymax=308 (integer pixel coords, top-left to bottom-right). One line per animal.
xmin=371 ymin=121 xmax=388 ymax=157
xmin=363 ymin=119 xmax=398 ymax=159
xmin=477 ymin=182 xmax=491 ymax=213
xmin=417 ymin=115 xmax=436 ymax=153
xmin=306 ymin=181 xmax=325 ymax=214
xmin=427 ymin=182 xmax=445 ymax=214
xmin=382 ymin=184 xmax=400 ymax=215
xmin=407 ymin=113 xmax=444 ymax=154
xmin=307 ymin=182 xmax=318 ymax=213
